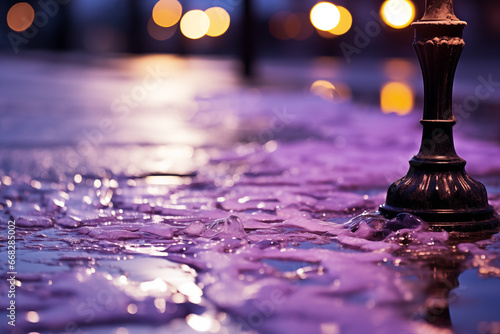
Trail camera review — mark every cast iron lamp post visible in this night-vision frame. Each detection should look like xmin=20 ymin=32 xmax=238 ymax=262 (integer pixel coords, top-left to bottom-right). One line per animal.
xmin=380 ymin=0 xmax=500 ymax=235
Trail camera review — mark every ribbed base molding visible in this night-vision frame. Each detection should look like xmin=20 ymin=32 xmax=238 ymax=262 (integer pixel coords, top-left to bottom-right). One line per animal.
xmin=379 ymin=203 xmax=500 ymax=234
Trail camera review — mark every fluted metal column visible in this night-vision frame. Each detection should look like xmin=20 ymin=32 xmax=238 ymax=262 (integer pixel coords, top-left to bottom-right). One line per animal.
xmin=380 ymin=0 xmax=500 ymax=236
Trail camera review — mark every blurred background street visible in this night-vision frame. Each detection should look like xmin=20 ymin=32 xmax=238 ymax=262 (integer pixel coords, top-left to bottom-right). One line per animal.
xmin=1 ymin=1 xmax=500 ymax=334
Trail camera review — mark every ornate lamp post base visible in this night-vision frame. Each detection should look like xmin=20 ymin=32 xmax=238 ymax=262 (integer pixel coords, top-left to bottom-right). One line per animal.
xmin=380 ymin=0 xmax=500 ymax=234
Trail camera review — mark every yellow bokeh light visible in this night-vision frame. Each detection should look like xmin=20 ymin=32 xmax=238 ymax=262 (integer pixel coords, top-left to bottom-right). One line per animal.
xmin=180 ymin=10 xmax=210 ymax=39
xmin=152 ymin=0 xmax=182 ymax=28
xmin=311 ymin=80 xmax=335 ymax=98
xmin=205 ymin=7 xmax=230 ymax=37
xmin=311 ymin=80 xmax=352 ymax=102
xmin=328 ymin=6 xmax=352 ymax=35
xmin=7 ymin=2 xmax=34 ymax=32
xmin=380 ymin=0 xmax=415 ymax=29
xmin=381 ymin=82 xmax=414 ymax=115
xmin=310 ymin=2 xmax=341 ymax=31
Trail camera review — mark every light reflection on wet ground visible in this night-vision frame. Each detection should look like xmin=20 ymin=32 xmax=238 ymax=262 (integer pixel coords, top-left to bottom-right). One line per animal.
xmin=1 ymin=52 xmax=500 ymax=334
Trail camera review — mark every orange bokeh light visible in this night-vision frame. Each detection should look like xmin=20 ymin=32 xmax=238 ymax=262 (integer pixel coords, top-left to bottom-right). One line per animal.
xmin=152 ymin=0 xmax=182 ymax=28
xmin=7 ymin=2 xmax=35 ymax=32
xmin=328 ymin=6 xmax=352 ymax=35
xmin=270 ymin=12 xmax=313 ymax=41
xmin=205 ymin=7 xmax=230 ymax=37
xmin=381 ymin=82 xmax=414 ymax=115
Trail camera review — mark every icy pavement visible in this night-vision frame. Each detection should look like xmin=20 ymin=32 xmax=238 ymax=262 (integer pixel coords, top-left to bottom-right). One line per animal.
xmin=1 ymin=53 xmax=500 ymax=334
